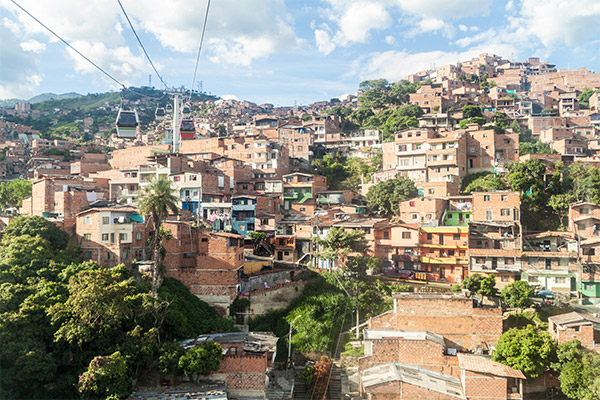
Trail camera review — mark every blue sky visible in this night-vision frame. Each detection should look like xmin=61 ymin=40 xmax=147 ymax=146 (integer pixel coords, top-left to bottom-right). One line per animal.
xmin=1 ymin=0 xmax=600 ymax=106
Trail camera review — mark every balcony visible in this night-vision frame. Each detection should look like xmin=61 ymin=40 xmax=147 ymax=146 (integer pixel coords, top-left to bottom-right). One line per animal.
xmin=420 ymin=256 xmax=468 ymax=265
xmin=232 ymin=204 xmax=255 ymax=211
xmin=283 ymin=192 xmax=299 ymax=200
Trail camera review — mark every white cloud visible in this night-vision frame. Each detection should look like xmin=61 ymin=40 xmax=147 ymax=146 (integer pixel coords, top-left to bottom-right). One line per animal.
xmin=315 ymin=29 xmax=335 ymax=55
xmin=313 ymin=1 xmax=392 ymax=54
xmin=459 ymin=24 xmax=468 ymax=32
xmin=19 ymin=39 xmax=45 ymax=54
xmin=129 ymin=0 xmax=300 ymax=65
xmin=515 ymin=0 xmax=600 ymax=47
xmin=221 ymin=94 xmax=238 ymax=101
xmin=0 ymin=22 xmax=41 ymax=98
xmin=396 ymin=0 xmax=492 ymax=19
xmin=66 ymin=41 xmax=147 ymax=87
xmin=385 ymin=35 xmax=395 ymax=45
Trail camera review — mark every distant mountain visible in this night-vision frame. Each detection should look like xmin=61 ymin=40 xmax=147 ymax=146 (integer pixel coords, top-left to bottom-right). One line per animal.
xmin=0 ymin=92 xmax=82 ymax=108
xmin=27 ymin=92 xmax=82 ymax=104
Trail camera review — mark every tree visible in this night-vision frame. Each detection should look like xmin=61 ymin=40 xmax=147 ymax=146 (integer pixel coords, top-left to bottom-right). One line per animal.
xmin=461 ymin=273 xmax=497 ymax=300
xmin=0 ymin=179 xmax=32 ymax=210
xmin=78 ymin=351 xmax=131 ymax=399
xmin=462 ymin=172 xmax=506 ymax=193
xmin=501 ymin=281 xmax=535 ymax=308
xmin=248 ymin=231 xmax=267 ymax=254
xmin=3 ymin=215 xmax=70 ymax=250
xmin=519 ymin=141 xmax=555 ymax=155
xmin=138 ymin=177 xmax=179 ymax=295
xmin=492 ymin=325 xmax=556 ymax=379
xmin=463 ymin=105 xmax=483 ymax=119
xmin=553 ymin=340 xmax=600 ymax=400
xmin=578 ymin=89 xmax=599 ymax=109
xmin=178 ymin=340 xmax=222 ymax=378
xmin=156 ymin=341 xmax=185 ymax=374
xmin=313 ymin=227 xmax=368 ymax=268
xmin=549 ymin=193 xmax=576 ymax=228
xmin=366 ymin=176 xmax=417 ymax=216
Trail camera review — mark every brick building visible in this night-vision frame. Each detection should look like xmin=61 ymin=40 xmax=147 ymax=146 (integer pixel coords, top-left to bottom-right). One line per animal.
xmin=180 ymin=332 xmax=278 ymax=399
xmin=163 ymin=222 xmax=244 ymax=314
xmin=548 ymin=312 xmax=600 ymax=353
xmin=76 ymin=206 xmax=146 ymax=267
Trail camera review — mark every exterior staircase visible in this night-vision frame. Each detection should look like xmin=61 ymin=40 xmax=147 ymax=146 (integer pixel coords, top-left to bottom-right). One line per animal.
xmin=327 ymin=365 xmax=342 ymax=400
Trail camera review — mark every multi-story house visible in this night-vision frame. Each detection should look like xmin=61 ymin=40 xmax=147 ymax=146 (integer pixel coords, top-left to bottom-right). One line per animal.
xmin=442 ymin=195 xmax=472 ymax=226
xmin=373 ymin=223 xmax=419 ymax=273
xmin=419 ymin=226 xmax=469 ymax=283
xmin=282 ymin=173 xmax=327 ymax=214
xmin=468 ymin=191 xmax=522 ymax=289
xmin=569 ymin=202 xmax=600 ymax=300
xmin=231 ymin=195 xmax=279 ymax=236
xmin=398 ymin=197 xmax=447 ymax=227
xmin=76 ymin=205 xmax=147 ymax=267
xmin=521 ymin=232 xmax=578 ymax=294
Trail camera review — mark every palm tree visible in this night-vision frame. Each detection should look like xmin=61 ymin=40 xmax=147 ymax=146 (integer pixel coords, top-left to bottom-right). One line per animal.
xmin=138 ymin=176 xmax=179 ymax=295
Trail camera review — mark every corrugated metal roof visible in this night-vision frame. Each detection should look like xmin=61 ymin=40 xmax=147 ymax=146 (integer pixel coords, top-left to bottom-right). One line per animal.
xmin=361 ymin=363 xmax=465 ymax=399
xmin=364 ymin=330 xmax=446 ymax=347
xmin=548 ymin=311 xmax=600 ymax=326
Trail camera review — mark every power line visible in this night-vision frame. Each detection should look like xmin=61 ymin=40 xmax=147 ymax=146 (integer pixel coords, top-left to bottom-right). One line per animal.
xmin=116 ymin=0 xmax=169 ymax=90
xmin=8 ymin=0 xmax=125 ymax=89
xmin=188 ymin=0 xmax=211 ymax=103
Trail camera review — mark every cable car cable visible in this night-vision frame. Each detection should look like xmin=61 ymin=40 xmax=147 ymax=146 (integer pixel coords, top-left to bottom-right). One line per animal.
xmin=188 ymin=0 xmax=211 ymax=104
xmin=8 ymin=0 xmax=126 ymax=90
xmin=116 ymin=0 xmax=169 ymax=90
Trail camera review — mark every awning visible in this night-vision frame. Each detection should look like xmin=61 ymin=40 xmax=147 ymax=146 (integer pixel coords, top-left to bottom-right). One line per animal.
xmin=129 ymin=213 xmax=144 ymax=223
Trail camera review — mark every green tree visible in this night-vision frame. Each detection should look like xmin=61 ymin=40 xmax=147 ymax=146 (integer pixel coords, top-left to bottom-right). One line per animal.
xmin=138 ymin=177 xmax=179 ymax=295
xmin=0 ymin=179 xmax=32 ymax=210
xmin=313 ymin=227 xmax=368 ymax=268
xmin=519 ymin=141 xmax=555 ymax=155
xmin=493 ymin=325 xmax=556 ymax=379
xmin=156 ymin=341 xmax=185 ymax=374
xmin=462 ymin=172 xmax=506 ymax=193
xmin=248 ymin=231 xmax=267 ymax=254
xmin=548 ymin=193 xmax=576 ymax=228
xmin=578 ymin=89 xmax=599 ymax=109
xmin=3 ymin=215 xmax=70 ymax=250
xmin=501 ymin=281 xmax=535 ymax=308
xmin=461 ymin=273 xmax=497 ymax=300
xmin=78 ymin=351 xmax=131 ymax=399
xmin=366 ymin=176 xmax=417 ymax=216
xmin=178 ymin=340 xmax=222 ymax=378
xmin=463 ymin=105 xmax=483 ymax=119
xmin=461 ymin=273 xmax=483 ymax=293
xmin=553 ymin=340 xmax=600 ymax=400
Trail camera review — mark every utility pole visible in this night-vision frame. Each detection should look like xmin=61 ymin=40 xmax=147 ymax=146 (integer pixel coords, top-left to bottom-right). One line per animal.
xmin=173 ymin=95 xmax=180 ymax=153
xmin=576 ymin=224 xmax=583 ymax=303
xmin=355 ymin=273 xmax=360 ymax=339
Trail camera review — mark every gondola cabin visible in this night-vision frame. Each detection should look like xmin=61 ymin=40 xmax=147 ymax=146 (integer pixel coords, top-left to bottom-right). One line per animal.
xmin=180 ymin=118 xmax=195 ymax=140
xmin=155 ymin=107 xmax=166 ymax=120
xmin=115 ymin=109 xmax=139 ymax=138
xmin=166 ymin=104 xmax=173 ymax=113
xmin=182 ymin=105 xmax=191 ymax=118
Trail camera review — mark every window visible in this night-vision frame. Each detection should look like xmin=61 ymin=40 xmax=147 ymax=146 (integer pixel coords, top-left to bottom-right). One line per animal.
xmin=102 ymin=216 xmax=110 ymax=224
xmin=119 ymin=233 xmax=127 ymax=241
xmin=555 ymin=277 xmax=566 ymax=284
xmin=483 ymin=195 xmax=491 ymax=202
xmin=427 ymin=233 xmax=433 ymax=240
xmin=501 ymin=275 xmax=509 ymax=282
xmin=383 ymin=231 xmax=390 ymax=239
xmin=84 ymin=216 xmax=92 ymax=224
xmin=453 ymin=233 xmax=460 ymax=240
xmin=102 ymin=233 xmax=109 ymax=242
xmin=501 ymin=195 xmax=508 ymax=201
xmin=428 ymin=189 xmax=435 ymax=194
xmin=83 ymin=233 xmax=91 ymax=241
xmin=412 ymin=214 xmax=418 ymax=220
xmin=475 ymin=257 xmax=486 ymax=264
xmin=85 ymin=251 xmax=92 ymax=259
xmin=402 ymin=232 xmax=411 ymax=239
xmin=500 ymin=209 xmax=510 ymax=216
xmin=582 ymin=282 xmax=595 ymax=291
xmin=121 ymin=249 xmax=129 ymax=260
xmin=505 ymin=257 xmax=515 ymax=265
xmin=486 ymin=210 xmax=492 ymax=220
xmin=528 ymin=276 xmax=538 ymax=283
xmin=136 ymin=232 xmax=143 ymax=240
xmin=201 ymin=238 xmax=208 ymax=242
xmin=174 ymin=176 xmax=180 ymax=182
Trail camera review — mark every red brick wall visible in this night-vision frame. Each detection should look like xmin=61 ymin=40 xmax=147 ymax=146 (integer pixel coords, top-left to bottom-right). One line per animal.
xmin=368 ymin=296 xmax=502 ymax=350
xmin=463 ymin=370 xmax=509 ymax=399
xmin=367 ymin=380 xmax=457 ymax=400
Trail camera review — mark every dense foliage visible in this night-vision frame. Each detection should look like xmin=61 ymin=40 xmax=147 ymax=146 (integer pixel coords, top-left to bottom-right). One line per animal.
xmin=0 ymin=179 xmax=31 ymax=210
xmin=461 ymin=273 xmax=498 ymax=300
xmin=552 ymin=340 xmax=600 ymax=399
xmin=501 ymin=281 xmax=535 ymax=309
xmin=311 ymin=152 xmax=381 ymax=191
xmin=0 ymin=216 xmax=230 ymax=399
xmin=366 ymin=176 xmax=418 ymax=216
xmin=492 ymin=325 xmax=556 ymax=379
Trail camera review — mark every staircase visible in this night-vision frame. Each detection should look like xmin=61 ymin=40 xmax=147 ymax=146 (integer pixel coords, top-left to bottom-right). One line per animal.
xmin=327 ymin=365 xmax=342 ymax=400
xmin=292 ymin=375 xmax=306 ymax=400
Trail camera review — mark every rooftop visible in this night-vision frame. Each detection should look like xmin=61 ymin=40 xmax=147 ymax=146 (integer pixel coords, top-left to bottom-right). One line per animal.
xmin=364 ymin=329 xmax=445 ymax=347
xmin=457 ymin=354 xmax=526 ymax=379
xmin=179 ymin=332 xmax=278 ymax=353
xmin=548 ymin=311 xmax=600 ymax=327
xmin=361 ymin=362 xmax=464 ymax=398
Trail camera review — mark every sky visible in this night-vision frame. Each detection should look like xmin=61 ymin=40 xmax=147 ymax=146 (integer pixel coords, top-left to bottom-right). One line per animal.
xmin=1 ymin=0 xmax=600 ymax=106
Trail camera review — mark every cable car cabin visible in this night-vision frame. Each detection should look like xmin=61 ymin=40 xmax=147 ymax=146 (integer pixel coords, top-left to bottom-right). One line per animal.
xmin=115 ymin=109 xmax=139 ymax=138
xmin=180 ymin=118 xmax=195 ymax=140
xmin=166 ymin=104 xmax=173 ymax=113
xmin=155 ymin=107 xmax=166 ymax=120
xmin=182 ymin=105 xmax=191 ymax=118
